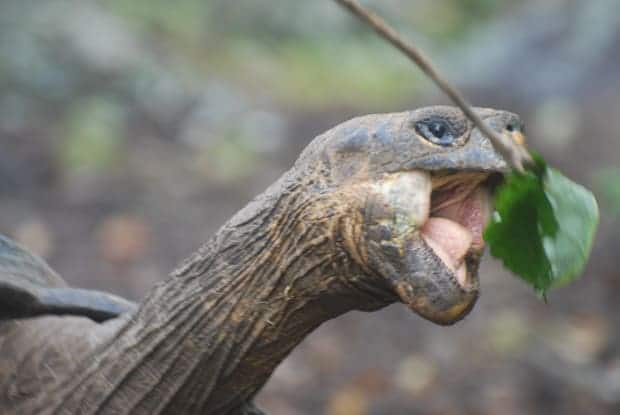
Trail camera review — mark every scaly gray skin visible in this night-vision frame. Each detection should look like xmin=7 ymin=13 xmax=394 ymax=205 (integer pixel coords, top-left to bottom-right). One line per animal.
xmin=0 ymin=106 xmax=523 ymax=415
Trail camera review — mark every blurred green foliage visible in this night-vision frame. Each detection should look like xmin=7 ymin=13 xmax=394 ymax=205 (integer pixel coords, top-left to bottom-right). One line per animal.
xmin=0 ymin=0 xmax=510 ymax=182
xmin=199 ymin=135 xmax=259 ymax=182
xmin=106 ymin=0 xmax=210 ymax=43
xmin=59 ymin=98 xmax=125 ymax=172
xmin=100 ymin=0 xmax=508 ymax=108
xmin=212 ymin=38 xmax=420 ymax=109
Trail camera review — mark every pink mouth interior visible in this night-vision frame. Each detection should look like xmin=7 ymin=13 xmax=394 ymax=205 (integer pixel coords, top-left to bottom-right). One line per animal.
xmin=420 ymin=179 xmax=491 ymax=286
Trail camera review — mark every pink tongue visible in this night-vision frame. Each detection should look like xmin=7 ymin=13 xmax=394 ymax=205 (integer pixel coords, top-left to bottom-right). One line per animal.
xmin=434 ymin=187 xmax=490 ymax=250
xmin=422 ymin=218 xmax=472 ymax=270
xmin=421 ymin=218 xmax=472 ymax=285
xmin=419 ymin=186 xmax=490 ymax=286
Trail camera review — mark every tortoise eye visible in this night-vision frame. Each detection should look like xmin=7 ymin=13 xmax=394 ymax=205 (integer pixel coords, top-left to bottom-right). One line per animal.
xmin=415 ymin=119 xmax=456 ymax=146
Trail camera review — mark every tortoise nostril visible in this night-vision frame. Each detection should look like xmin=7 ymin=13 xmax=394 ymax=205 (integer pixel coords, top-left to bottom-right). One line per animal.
xmin=505 ymin=121 xmax=526 ymax=146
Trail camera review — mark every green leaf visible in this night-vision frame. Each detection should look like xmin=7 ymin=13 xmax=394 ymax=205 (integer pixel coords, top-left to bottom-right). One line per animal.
xmin=484 ymin=155 xmax=599 ymax=297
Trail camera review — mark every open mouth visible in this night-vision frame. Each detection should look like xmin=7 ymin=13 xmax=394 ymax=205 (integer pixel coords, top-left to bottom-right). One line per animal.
xmin=366 ymin=169 xmax=503 ymax=324
xmin=419 ymin=172 xmax=498 ymax=289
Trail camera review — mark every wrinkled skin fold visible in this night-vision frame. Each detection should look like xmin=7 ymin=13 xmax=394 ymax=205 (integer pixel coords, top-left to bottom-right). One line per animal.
xmin=0 ymin=106 xmax=525 ymax=415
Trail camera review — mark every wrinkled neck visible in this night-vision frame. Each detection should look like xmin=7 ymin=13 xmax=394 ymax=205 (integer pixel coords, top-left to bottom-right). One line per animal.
xmin=40 ymin=175 xmax=391 ymax=415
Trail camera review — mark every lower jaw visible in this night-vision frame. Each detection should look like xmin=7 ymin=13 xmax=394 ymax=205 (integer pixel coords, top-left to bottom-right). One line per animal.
xmin=437 ymin=290 xmax=480 ymax=325
xmin=430 ymin=268 xmax=480 ymax=324
xmin=392 ymin=251 xmax=482 ymax=325
xmin=421 ymin=232 xmax=484 ymax=290
xmin=397 ymin=283 xmax=479 ymax=325
xmin=458 ymin=250 xmax=483 ymax=290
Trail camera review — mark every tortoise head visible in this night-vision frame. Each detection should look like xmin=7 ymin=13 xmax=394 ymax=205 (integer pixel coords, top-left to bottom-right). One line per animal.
xmin=292 ymin=106 xmax=525 ymax=325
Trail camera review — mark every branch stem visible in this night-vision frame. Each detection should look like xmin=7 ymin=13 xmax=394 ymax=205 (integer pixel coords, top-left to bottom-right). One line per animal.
xmin=334 ymin=0 xmax=532 ymax=172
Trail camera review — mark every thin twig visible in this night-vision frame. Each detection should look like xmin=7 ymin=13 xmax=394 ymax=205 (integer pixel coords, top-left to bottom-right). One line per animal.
xmin=334 ymin=0 xmax=532 ymax=172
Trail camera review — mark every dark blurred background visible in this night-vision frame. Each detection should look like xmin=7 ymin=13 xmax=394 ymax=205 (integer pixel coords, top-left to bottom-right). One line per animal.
xmin=1 ymin=1 xmax=619 ymax=414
